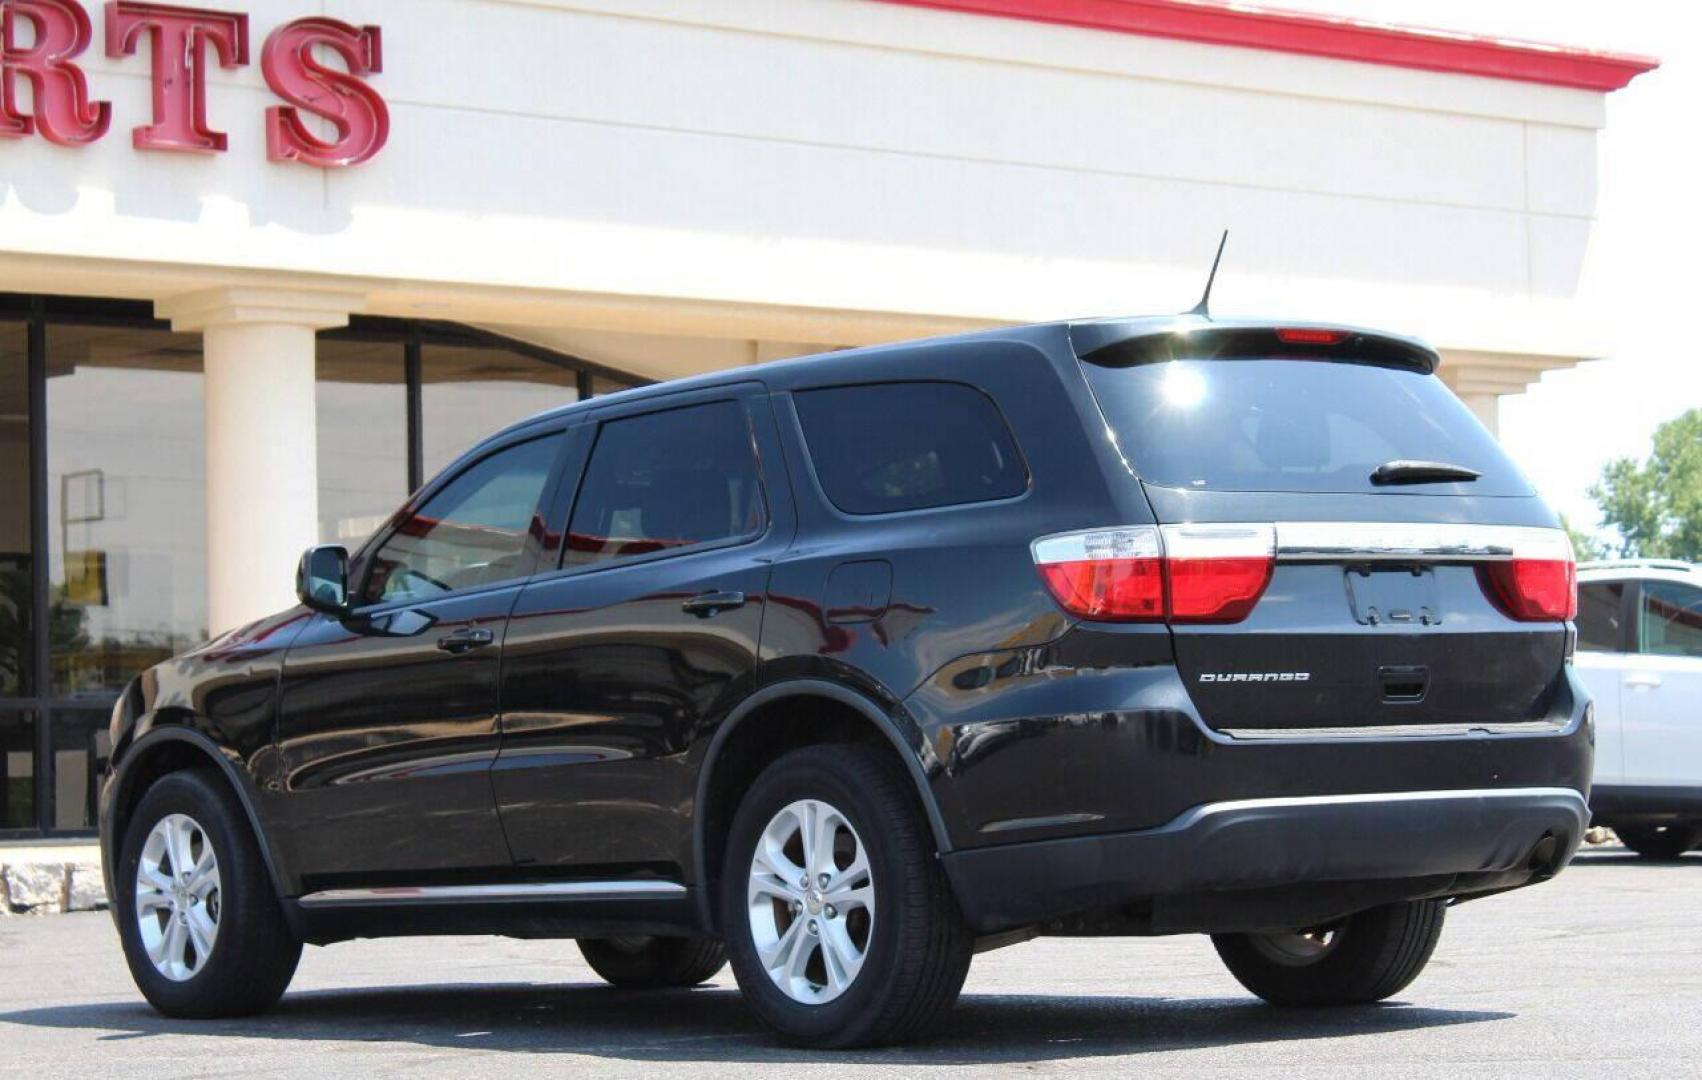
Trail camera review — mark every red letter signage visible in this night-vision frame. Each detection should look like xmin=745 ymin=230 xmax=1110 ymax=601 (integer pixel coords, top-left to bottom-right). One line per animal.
xmin=104 ymin=2 xmax=248 ymax=153
xmin=261 ymin=17 xmax=387 ymax=168
xmin=0 ymin=0 xmax=111 ymax=145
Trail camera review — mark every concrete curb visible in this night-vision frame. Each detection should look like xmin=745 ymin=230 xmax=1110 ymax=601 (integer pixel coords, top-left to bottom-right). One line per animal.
xmin=0 ymin=849 xmax=108 ymax=915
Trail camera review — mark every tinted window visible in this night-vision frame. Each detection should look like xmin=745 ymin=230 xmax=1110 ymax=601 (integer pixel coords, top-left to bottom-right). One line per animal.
xmin=1641 ymin=581 xmax=1702 ymax=659
xmin=363 ymin=435 xmax=560 ymax=603
xmin=795 ymin=383 xmax=1027 ymax=515
xmin=1576 ymin=581 xmax=1626 ymax=652
xmin=567 ymin=401 xmax=765 ymax=567
xmin=1080 ymin=358 xmax=1533 ymax=495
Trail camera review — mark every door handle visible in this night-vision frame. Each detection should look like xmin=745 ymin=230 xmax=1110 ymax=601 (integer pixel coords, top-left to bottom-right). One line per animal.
xmin=682 ymin=590 xmax=747 ymax=618
xmin=436 ymin=627 xmax=495 ymax=654
xmin=1624 ymin=672 xmax=1663 ymax=690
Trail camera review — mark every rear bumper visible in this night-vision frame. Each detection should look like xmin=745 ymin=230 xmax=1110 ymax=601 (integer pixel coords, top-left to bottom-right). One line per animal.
xmin=942 ymin=786 xmax=1588 ymax=933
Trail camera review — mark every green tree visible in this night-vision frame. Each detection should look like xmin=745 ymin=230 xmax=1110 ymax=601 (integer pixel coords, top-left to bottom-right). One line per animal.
xmin=1589 ymin=409 xmax=1702 ymax=561
xmin=1560 ymin=514 xmax=1608 ymax=563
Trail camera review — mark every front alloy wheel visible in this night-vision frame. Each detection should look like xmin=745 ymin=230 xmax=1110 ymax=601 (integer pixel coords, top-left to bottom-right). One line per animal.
xmin=134 ymin=813 xmax=223 ymax=981
xmin=116 ymin=769 xmax=303 ymax=1018
xmin=747 ymin=798 xmax=876 ymax=1004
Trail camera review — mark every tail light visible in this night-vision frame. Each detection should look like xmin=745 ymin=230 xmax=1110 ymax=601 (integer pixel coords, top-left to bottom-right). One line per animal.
xmin=1480 ymin=539 xmax=1577 ymax=622
xmin=1033 ymin=524 xmax=1276 ymax=624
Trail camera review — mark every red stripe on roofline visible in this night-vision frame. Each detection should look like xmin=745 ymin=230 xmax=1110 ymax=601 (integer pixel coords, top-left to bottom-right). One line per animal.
xmin=870 ymin=0 xmax=1658 ymax=91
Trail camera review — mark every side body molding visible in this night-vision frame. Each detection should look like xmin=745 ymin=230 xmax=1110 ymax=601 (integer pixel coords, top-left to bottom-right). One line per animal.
xmin=690 ymin=679 xmax=952 ymax=930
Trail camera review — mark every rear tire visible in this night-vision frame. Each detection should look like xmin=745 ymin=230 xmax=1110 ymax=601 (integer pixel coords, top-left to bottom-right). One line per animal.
xmin=115 ymin=769 xmax=302 ymax=1018
xmin=1213 ymin=900 xmax=1446 ymax=1007
xmin=720 ymin=744 xmax=973 ymax=1048
xmin=577 ymin=936 xmax=727 ymax=987
xmin=1615 ymin=823 xmax=1701 ymax=860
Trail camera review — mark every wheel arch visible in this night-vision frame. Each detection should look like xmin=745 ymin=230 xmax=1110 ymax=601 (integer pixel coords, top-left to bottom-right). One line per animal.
xmin=691 ymin=679 xmax=951 ymax=932
xmin=106 ymin=726 xmax=295 ymax=906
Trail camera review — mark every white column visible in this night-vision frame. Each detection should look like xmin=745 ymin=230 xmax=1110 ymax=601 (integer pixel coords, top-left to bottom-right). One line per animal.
xmin=1457 ymin=391 xmax=1501 ymax=435
xmin=156 ymin=287 xmax=364 ymax=634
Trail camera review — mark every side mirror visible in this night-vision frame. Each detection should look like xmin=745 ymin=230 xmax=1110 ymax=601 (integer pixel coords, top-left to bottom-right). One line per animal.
xmin=296 ymin=545 xmax=351 ymax=615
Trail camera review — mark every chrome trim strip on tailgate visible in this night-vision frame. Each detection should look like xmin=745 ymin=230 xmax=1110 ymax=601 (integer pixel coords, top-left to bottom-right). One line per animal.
xmin=298 ymin=881 xmax=685 ymax=907
xmin=1221 ymin=719 xmax=1570 ymax=741
xmin=1274 ymin=522 xmax=1569 ymax=563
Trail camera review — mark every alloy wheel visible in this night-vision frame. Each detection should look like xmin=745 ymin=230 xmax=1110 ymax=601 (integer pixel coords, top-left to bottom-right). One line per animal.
xmin=135 ymin=813 xmax=222 ymax=982
xmin=1247 ymin=924 xmax=1345 ymax=967
xmin=746 ymin=798 xmax=875 ymax=1004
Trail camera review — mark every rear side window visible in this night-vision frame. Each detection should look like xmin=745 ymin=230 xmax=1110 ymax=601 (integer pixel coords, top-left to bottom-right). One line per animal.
xmin=1576 ymin=581 xmax=1626 ymax=652
xmin=795 ymin=382 xmax=1027 ymax=515
xmin=1641 ymin=582 xmax=1702 ymax=659
xmin=566 ymin=400 xmax=766 ymax=567
xmin=1079 ymin=357 xmax=1533 ymax=496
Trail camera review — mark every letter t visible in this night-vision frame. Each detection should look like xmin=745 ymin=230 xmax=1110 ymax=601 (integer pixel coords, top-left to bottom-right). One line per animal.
xmin=105 ymin=1 xmax=247 ymax=152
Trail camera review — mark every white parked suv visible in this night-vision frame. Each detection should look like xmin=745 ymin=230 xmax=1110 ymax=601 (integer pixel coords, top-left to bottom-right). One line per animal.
xmin=1575 ymin=560 xmax=1702 ymax=858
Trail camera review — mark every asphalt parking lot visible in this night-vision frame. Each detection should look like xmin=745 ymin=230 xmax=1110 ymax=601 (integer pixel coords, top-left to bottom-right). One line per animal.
xmin=2 ymin=846 xmax=1697 ymax=1079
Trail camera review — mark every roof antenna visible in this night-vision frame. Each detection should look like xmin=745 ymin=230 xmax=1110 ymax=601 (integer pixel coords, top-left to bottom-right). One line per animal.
xmin=1185 ymin=229 xmax=1229 ymax=318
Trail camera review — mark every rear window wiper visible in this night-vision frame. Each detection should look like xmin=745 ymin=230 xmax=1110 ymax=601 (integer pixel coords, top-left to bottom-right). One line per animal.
xmin=1370 ymin=459 xmax=1482 ymax=486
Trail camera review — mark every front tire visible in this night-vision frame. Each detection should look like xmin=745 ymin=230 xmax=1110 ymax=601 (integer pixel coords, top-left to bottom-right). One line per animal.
xmin=720 ymin=744 xmax=972 ymax=1048
xmin=577 ymin=936 xmax=726 ymax=987
xmin=1616 ymin=823 xmax=1701 ymax=860
xmin=1213 ymin=900 xmax=1446 ymax=1007
xmin=115 ymin=769 xmax=302 ymax=1018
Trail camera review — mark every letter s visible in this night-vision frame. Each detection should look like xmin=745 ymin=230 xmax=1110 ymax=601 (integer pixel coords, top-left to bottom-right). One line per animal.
xmin=261 ymin=16 xmax=386 ymax=167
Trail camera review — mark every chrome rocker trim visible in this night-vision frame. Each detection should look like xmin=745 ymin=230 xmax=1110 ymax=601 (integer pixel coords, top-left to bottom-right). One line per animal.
xmin=297 ymin=881 xmax=686 ymax=907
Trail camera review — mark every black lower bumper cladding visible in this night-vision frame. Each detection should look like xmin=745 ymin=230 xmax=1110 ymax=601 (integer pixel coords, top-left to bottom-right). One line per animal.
xmin=943 ymin=787 xmax=1589 ymax=933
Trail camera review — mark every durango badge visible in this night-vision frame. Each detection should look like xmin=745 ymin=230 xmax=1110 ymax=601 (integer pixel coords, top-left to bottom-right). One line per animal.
xmin=1199 ymin=672 xmax=1312 ymax=683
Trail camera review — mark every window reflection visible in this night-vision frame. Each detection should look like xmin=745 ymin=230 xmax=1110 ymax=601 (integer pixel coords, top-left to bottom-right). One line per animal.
xmin=51 ymin=709 xmax=109 ymax=830
xmin=421 ymin=343 xmax=579 ymax=481
xmin=317 ymin=339 xmax=408 ymax=547
xmin=1 ymin=711 xmax=33 ymax=831
xmin=0 ymin=322 xmax=29 ymax=698
xmin=46 ymin=325 xmax=207 ymax=697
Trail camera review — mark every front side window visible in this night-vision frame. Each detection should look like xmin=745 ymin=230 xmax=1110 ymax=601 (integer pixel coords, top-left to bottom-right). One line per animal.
xmin=566 ymin=401 xmax=765 ymax=568
xmin=1641 ymin=581 xmax=1702 ymax=659
xmin=1575 ymin=581 xmax=1626 ymax=653
xmin=362 ymin=436 xmax=560 ymax=604
xmin=794 ymin=383 xmax=1028 ymax=515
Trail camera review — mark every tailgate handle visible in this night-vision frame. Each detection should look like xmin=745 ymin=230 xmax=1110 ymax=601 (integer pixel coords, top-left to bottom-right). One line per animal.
xmin=1379 ymin=665 xmax=1429 ymax=702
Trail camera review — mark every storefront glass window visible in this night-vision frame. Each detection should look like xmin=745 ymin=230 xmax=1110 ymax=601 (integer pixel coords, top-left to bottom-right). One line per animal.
xmin=46 ymin=325 xmax=207 ymax=698
xmin=51 ymin=708 xmax=109 ymax=830
xmin=421 ymin=344 xmax=579 ymax=481
xmin=0 ymin=322 xmax=29 ymax=698
xmin=317 ymin=339 xmax=409 ymax=548
xmin=1 ymin=711 xmax=33 ymax=831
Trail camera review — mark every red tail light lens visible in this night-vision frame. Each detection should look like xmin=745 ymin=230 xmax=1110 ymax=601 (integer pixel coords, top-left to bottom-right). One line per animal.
xmin=1033 ymin=525 xmax=1275 ymax=624
xmin=1032 ymin=528 xmax=1165 ymax=622
xmin=1482 ymin=558 xmax=1577 ymax=622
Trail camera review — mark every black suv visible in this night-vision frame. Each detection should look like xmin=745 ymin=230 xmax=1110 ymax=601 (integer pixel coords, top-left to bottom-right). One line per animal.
xmin=100 ymin=316 xmax=1592 ymax=1047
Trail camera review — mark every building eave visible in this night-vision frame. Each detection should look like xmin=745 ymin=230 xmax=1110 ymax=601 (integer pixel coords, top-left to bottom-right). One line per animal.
xmin=872 ymin=0 xmax=1659 ymax=91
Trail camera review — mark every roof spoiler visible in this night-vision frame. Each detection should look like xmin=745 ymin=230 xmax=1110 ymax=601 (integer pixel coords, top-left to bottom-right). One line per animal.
xmin=1071 ymin=321 xmax=1439 ymax=375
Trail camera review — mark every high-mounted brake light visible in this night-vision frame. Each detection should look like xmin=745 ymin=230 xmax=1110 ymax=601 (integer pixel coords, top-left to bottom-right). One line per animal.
xmin=1274 ymin=327 xmax=1348 ymax=345
xmin=1032 ymin=524 xmax=1276 ymax=624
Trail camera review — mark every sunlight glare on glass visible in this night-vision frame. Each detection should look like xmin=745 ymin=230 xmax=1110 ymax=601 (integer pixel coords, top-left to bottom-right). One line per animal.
xmin=1160 ymin=364 xmax=1207 ymax=409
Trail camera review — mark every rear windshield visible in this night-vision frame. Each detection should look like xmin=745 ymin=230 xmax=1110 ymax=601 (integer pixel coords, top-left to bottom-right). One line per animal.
xmin=1080 ymin=357 xmax=1534 ymax=496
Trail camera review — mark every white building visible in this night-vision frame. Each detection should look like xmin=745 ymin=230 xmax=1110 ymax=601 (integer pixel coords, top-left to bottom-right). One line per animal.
xmin=0 ymin=0 xmax=1655 ymax=834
